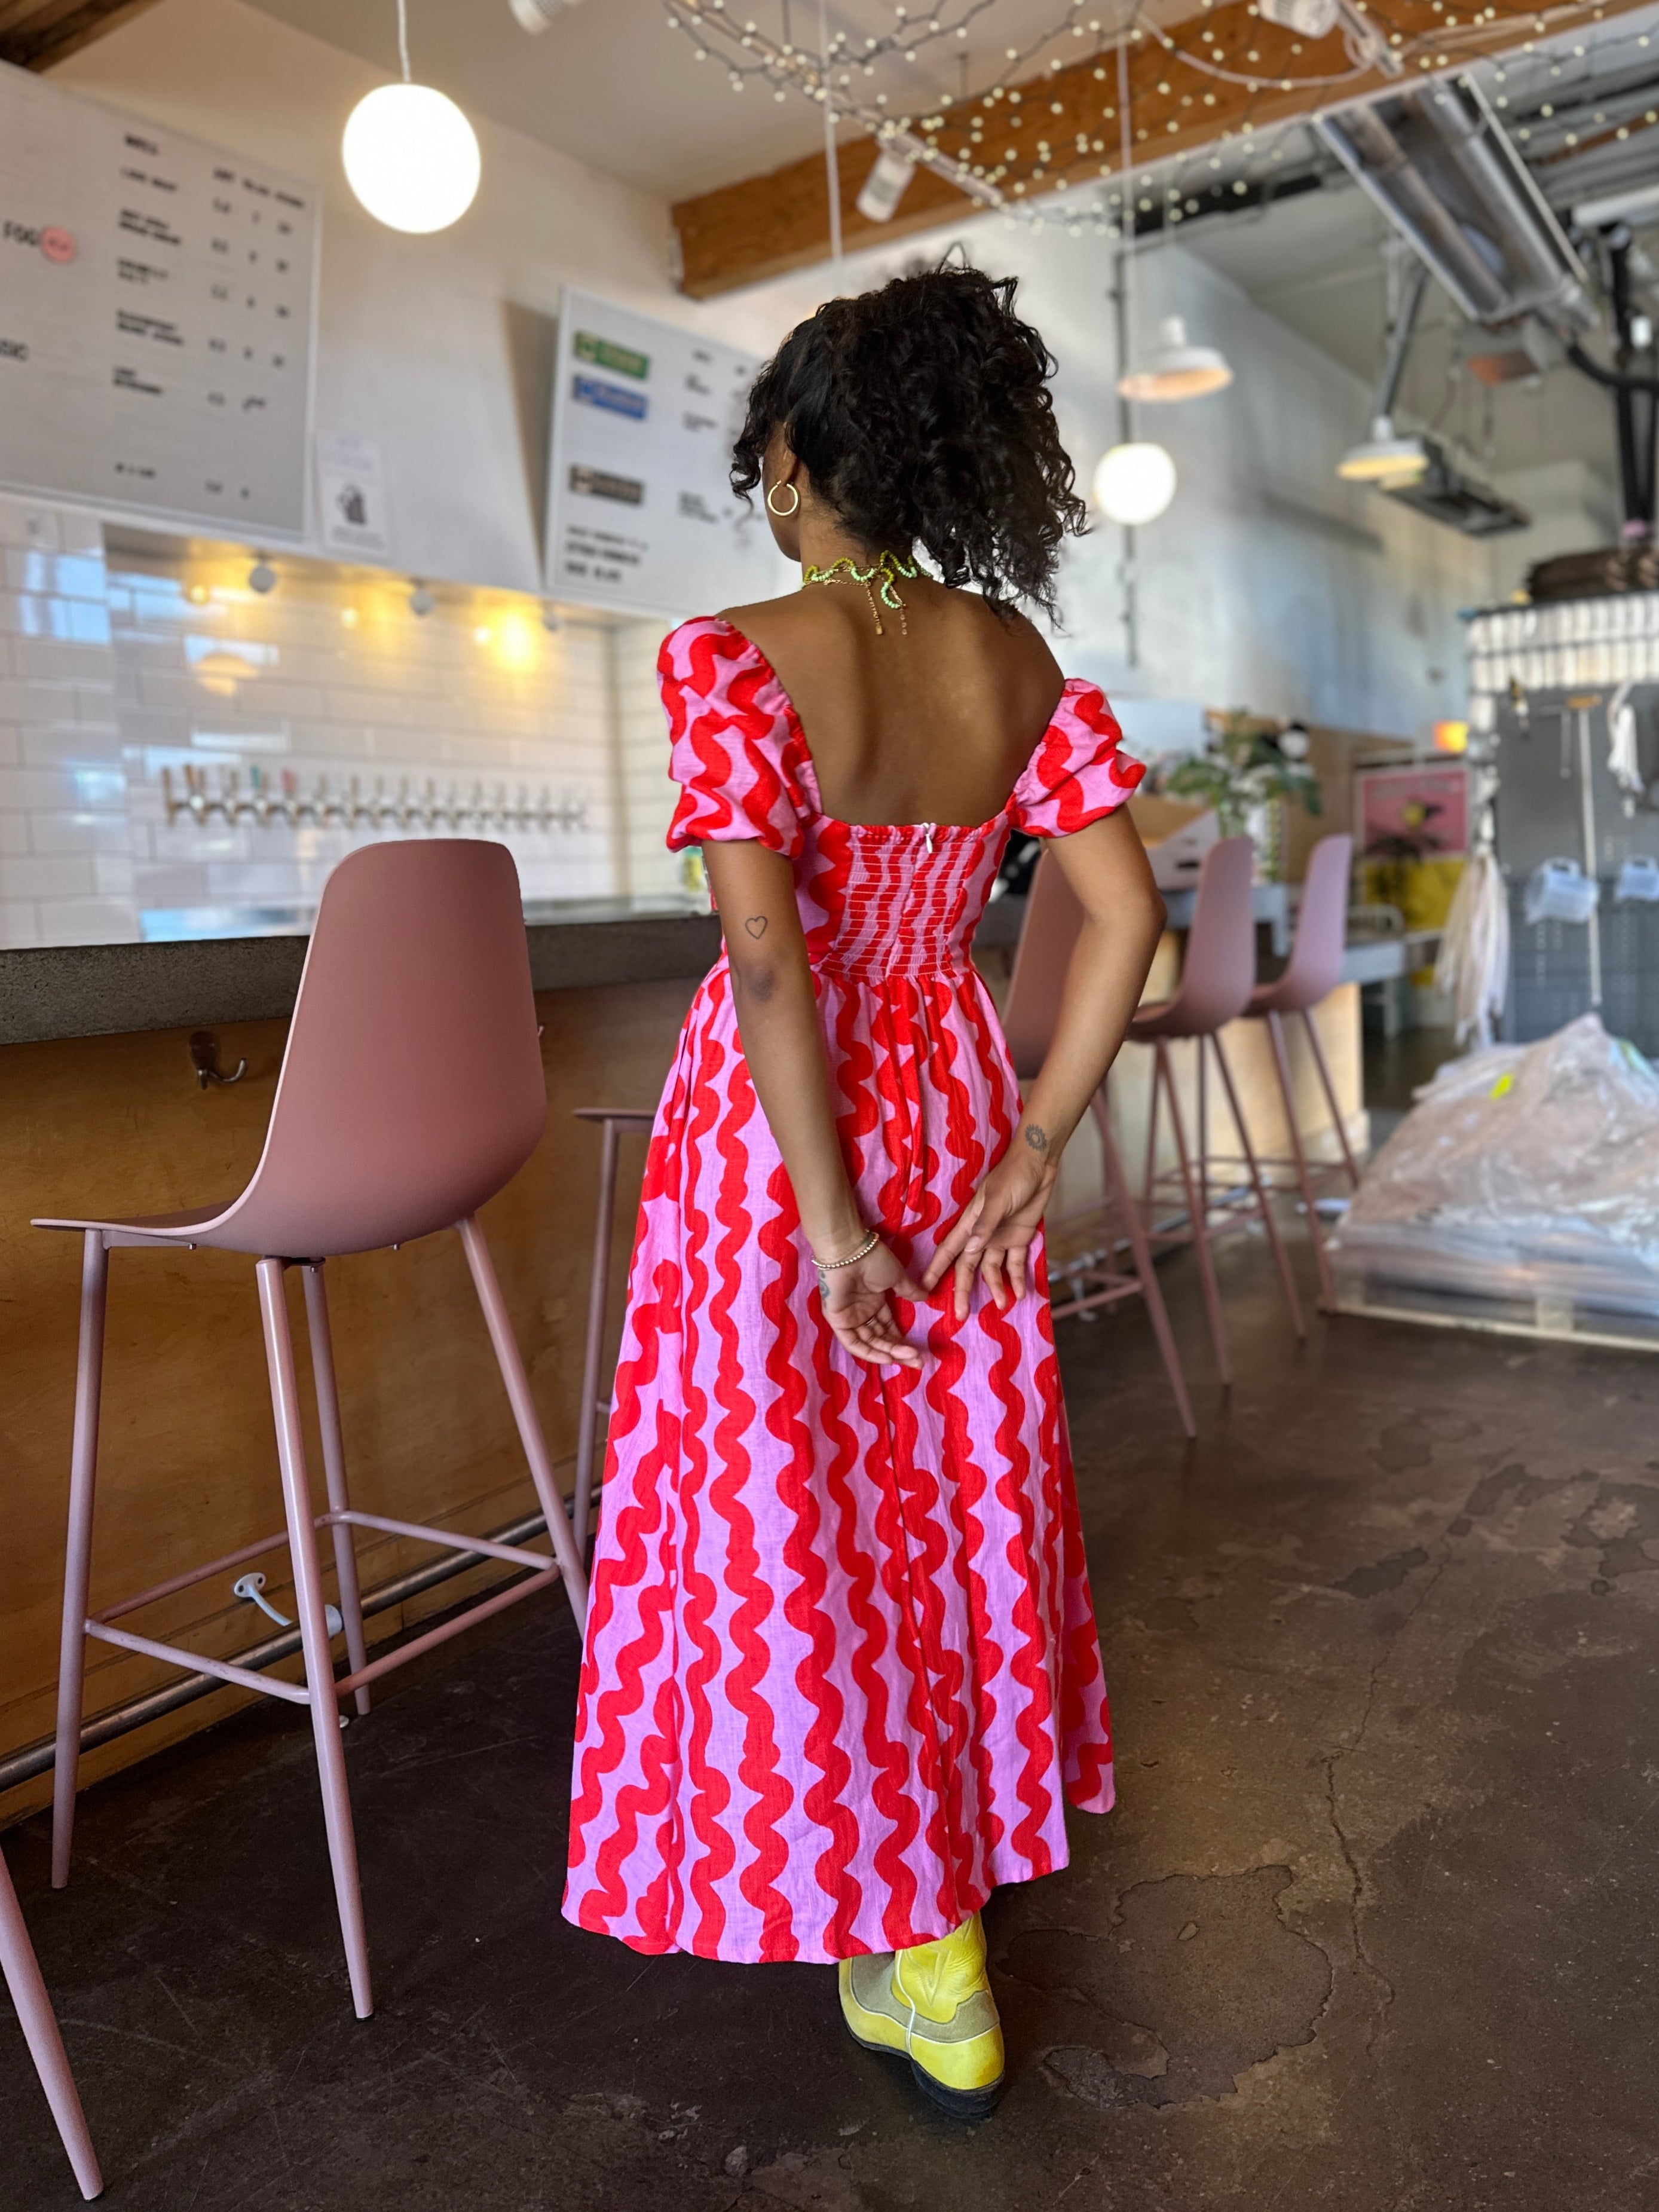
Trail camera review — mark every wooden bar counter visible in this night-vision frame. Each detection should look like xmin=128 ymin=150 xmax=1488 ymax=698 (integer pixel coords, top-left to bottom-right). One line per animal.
xmin=0 ymin=896 xmax=1363 ymax=1829
xmin=0 ymin=904 xmax=720 ymax=1826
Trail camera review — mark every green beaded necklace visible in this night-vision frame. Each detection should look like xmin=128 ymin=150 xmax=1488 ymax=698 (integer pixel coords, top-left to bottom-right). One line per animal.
xmin=801 ymin=549 xmax=920 ymax=637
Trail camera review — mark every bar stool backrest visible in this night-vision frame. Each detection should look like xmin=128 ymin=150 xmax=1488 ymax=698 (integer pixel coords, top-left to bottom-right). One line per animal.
xmin=1262 ymin=833 xmax=1354 ymax=1012
xmin=208 ymin=840 xmax=546 ymax=1258
xmin=1153 ymin=834 xmax=1258 ymax=1036
xmin=1002 ymin=850 xmax=1085 ymax=1082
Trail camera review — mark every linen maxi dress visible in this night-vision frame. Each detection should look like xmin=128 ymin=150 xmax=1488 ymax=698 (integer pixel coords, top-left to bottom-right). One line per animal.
xmin=564 ymin=613 xmax=1145 ymax=1966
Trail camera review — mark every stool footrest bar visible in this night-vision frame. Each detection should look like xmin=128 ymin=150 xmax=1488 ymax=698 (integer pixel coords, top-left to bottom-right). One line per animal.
xmin=332 ymin=1564 xmax=560 ymax=1696
xmin=84 ymin=1619 xmax=313 ymax=1706
xmin=321 ymin=1509 xmax=558 ymax=1572
xmin=93 ymin=1529 xmax=293 ymax=1624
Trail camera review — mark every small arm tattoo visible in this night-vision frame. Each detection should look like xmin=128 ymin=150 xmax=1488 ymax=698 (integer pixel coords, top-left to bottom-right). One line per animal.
xmin=743 ymin=915 xmax=768 ymax=938
xmin=1024 ymin=1122 xmax=1049 ymax=1153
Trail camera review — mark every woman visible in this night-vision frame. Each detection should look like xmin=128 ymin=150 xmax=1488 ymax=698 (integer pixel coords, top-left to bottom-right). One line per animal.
xmin=564 ymin=264 xmax=1164 ymax=2119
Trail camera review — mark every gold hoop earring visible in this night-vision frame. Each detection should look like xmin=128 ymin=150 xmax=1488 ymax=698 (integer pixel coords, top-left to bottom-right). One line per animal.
xmin=766 ymin=481 xmax=801 ymax=518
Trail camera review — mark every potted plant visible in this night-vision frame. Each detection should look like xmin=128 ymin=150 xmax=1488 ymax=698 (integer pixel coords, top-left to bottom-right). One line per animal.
xmin=1150 ymin=712 xmax=1323 ymax=880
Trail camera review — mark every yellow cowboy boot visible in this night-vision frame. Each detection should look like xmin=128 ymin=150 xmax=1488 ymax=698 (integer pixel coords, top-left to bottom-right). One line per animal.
xmin=838 ymin=1911 xmax=1005 ymax=2118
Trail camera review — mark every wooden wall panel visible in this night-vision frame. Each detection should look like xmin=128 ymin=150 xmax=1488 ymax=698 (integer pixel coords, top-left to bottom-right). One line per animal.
xmin=0 ymin=0 xmax=161 ymax=71
xmin=0 ymin=978 xmax=694 ymax=1826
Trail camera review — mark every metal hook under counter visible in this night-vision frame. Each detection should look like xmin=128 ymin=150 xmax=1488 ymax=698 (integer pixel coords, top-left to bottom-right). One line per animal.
xmin=189 ymin=1030 xmax=247 ymax=1088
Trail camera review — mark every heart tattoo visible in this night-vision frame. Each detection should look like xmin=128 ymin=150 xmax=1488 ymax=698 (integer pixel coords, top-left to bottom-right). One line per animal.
xmin=744 ymin=916 xmax=769 ymax=938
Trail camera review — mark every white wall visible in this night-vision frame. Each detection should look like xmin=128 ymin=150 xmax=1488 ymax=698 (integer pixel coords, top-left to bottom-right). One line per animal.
xmin=22 ymin=1 xmax=1529 ymax=940
xmin=728 ymin=219 xmax=1496 ymax=746
xmin=54 ymin=0 xmax=752 ymax=598
xmin=0 ymin=495 xmax=136 ymax=949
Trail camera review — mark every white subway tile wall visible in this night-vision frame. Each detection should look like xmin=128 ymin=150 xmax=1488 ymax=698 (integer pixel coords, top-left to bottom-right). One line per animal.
xmin=0 ymin=495 xmax=134 ymax=950
xmin=613 ymin=620 xmax=693 ymax=905
xmin=0 ymin=493 xmax=693 ymax=947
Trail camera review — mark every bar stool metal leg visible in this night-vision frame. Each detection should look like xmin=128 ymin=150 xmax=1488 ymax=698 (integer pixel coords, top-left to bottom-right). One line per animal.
xmin=574 ymin=1117 xmax=623 ymax=1565
xmin=1156 ymin=1040 xmax=1231 ymax=1386
xmin=0 ymin=1849 xmax=103 ymax=2199
xmin=458 ymin=1216 xmax=590 ymax=1630
xmin=301 ymin=1263 xmax=372 ymax=1718
xmin=1264 ymin=1011 xmax=1337 ymax=1311
xmin=1208 ymin=1033 xmax=1306 ymax=1338
xmin=1300 ymin=1006 xmax=1363 ymax=1187
xmin=51 ymin=1231 xmax=108 ymax=1892
xmin=257 ymin=1256 xmax=374 ymax=2022
xmin=1093 ymin=1091 xmax=1196 ymax=1439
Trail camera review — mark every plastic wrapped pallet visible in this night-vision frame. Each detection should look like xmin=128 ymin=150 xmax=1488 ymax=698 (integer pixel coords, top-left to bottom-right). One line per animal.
xmin=1330 ymin=1014 xmax=1659 ymax=1325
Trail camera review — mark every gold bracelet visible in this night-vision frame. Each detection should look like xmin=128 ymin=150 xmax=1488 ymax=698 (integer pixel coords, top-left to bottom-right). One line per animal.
xmin=813 ymin=1227 xmax=879 ymax=1278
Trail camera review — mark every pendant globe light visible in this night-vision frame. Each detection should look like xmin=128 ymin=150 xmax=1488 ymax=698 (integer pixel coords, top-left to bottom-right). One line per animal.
xmin=1092 ymin=441 xmax=1179 ymax=526
xmin=1093 ymin=36 xmax=1177 ymax=527
xmin=342 ymin=0 xmax=481 ymax=235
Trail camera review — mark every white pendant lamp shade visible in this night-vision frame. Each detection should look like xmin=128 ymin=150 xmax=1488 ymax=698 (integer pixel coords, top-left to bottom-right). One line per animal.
xmin=342 ymin=82 xmax=481 ymax=234
xmin=1093 ymin=441 xmax=1177 ymax=526
xmin=1336 ymin=417 xmax=1432 ymax=485
xmin=1117 ymin=316 xmax=1234 ymax=403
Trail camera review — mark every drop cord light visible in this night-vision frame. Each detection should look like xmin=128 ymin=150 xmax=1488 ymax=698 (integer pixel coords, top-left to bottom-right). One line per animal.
xmin=342 ymin=0 xmax=482 ymax=234
xmin=1093 ymin=38 xmax=1176 ymax=529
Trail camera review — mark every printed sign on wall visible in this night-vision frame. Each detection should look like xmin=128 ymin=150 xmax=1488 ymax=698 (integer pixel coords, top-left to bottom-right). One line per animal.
xmin=316 ymin=431 xmax=388 ymax=558
xmin=544 ymin=287 xmax=789 ymax=619
xmin=0 ymin=59 xmax=319 ymax=538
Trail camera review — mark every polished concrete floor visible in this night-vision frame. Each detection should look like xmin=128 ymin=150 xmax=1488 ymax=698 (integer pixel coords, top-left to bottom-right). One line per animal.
xmin=5 ymin=1222 xmax=1659 ymax=2210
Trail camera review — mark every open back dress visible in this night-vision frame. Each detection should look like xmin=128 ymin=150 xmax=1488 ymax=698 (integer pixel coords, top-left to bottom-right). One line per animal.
xmin=563 ymin=613 xmax=1144 ymax=1965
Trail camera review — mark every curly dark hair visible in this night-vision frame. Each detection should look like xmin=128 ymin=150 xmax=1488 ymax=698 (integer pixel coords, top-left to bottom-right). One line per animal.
xmin=731 ymin=262 xmax=1086 ymax=621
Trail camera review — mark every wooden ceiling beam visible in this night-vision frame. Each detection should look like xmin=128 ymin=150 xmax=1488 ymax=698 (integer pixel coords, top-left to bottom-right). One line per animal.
xmin=0 ymin=0 xmax=162 ymax=71
xmin=672 ymin=0 xmax=1655 ymax=298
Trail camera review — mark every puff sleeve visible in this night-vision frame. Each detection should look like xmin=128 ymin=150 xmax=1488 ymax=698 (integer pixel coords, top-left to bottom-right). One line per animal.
xmin=1010 ymin=680 xmax=1144 ymax=837
xmin=660 ymin=617 xmax=809 ymax=860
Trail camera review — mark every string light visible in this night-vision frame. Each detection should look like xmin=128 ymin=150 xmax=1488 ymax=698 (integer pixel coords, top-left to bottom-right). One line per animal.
xmin=663 ymin=0 xmax=1650 ymax=241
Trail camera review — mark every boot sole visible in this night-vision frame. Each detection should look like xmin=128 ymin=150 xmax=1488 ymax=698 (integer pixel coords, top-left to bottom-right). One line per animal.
xmin=841 ymin=2020 xmax=1005 ymax=2121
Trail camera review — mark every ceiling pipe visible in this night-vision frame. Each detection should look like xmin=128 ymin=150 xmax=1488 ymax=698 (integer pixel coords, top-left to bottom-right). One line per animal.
xmin=1406 ymin=84 xmax=1596 ymax=331
xmin=1374 ymin=255 xmax=1430 ymax=424
xmin=1334 ymin=105 xmax=1511 ymax=322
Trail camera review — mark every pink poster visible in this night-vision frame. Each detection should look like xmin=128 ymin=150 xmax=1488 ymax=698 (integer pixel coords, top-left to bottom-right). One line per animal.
xmin=1357 ymin=763 xmax=1470 ymax=860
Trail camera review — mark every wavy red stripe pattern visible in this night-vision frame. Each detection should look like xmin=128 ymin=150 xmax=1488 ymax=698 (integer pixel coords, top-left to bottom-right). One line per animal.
xmin=564 ymin=617 xmax=1139 ymax=1963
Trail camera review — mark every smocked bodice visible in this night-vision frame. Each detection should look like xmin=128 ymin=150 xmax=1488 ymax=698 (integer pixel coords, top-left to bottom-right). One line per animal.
xmin=788 ymin=816 xmax=1006 ymax=983
xmin=659 ymin=614 xmax=1144 ymax=991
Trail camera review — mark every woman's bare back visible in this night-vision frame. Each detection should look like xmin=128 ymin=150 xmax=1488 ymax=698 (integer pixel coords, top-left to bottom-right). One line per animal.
xmin=718 ymin=578 xmax=1066 ymax=829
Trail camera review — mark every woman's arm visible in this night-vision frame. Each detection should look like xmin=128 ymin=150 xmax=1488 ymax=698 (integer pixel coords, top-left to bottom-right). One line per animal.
xmin=701 ymin=838 xmax=925 ymax=1367
xmin=922 ymin=807 xmax=1165 ymax=1318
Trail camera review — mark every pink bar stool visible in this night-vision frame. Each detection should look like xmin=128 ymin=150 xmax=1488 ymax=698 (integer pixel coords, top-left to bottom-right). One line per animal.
xmin=571 ymin=1106 xmax=654 ymax=1562
xmin=1130 ymin=834 xmax=1305 ymax=1384
xmin=1241 ymin=833 xmax=1361 ymax=1308
xmin=1 ymin=1845 xmax=102 ymax=2199
xmin=36 ymin=840 xmax=588 ymax=2023
xmin=1003 ymin=853 xmax=1196 ymax=1439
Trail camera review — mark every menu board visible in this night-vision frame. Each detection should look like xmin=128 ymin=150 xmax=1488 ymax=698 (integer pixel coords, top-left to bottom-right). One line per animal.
xmin=0 ymin=61 xmax=318 ymax=538
xmin=544 ymin=287 xmax=788 ymax=617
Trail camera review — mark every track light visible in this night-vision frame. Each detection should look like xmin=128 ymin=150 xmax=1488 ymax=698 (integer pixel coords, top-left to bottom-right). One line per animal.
xmin=247 ymin=558 xmax=278 ymax=595
xmin=509 ymin=0 xmax=579 ymax=26
xmin=1257 ymin=0 xmax=1340 ymax=38
xmin=856 ymin=150 xmax=916 ymax=223
xmin=408 ymin=583 xmax=436 ymax=616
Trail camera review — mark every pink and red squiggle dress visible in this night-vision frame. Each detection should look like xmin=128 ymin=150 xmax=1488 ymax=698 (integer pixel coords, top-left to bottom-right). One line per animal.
xmin=564 ymin=615 xmax=1144 ymax=1964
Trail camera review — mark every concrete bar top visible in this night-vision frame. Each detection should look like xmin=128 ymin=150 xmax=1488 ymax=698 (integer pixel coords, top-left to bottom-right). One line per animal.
xmin=0 ymin=900 xmax=724 ymax=1048
xmin=0 ymin=892 xmax=1033 ymax=1048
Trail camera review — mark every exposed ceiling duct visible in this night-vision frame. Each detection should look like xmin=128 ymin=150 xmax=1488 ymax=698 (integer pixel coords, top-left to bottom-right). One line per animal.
xmin=1317 ymin=78 xmax=1596 ymax=335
